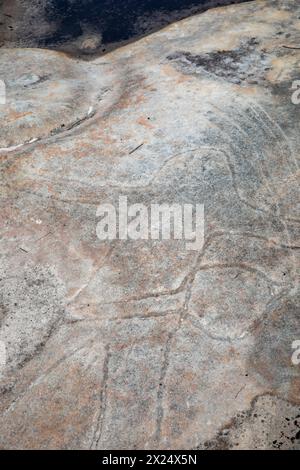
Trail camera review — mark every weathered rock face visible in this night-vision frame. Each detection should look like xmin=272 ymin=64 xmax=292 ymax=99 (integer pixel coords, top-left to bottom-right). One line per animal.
xmin=0 ymin=0 xmax=299 ymax=450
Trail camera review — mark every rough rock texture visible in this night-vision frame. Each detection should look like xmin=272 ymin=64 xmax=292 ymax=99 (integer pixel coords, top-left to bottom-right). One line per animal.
xmin=0 ymin=0 xmax=299 ymax=450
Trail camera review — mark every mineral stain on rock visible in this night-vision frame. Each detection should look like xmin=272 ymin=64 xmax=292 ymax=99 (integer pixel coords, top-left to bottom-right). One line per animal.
xmin=167 ymin=38 xmax=271 ymax=85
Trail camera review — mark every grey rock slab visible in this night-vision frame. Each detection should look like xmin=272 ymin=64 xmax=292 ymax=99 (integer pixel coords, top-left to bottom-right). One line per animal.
xmin=0 ymin=0 xmax=299 ymax=449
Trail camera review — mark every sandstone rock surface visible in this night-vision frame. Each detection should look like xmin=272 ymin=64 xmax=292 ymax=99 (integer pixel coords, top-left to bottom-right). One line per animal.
xmin=0 ymin=0 xmax=299 ymax=450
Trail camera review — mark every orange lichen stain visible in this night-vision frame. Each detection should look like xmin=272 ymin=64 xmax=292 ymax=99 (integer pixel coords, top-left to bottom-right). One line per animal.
xmin=228 ymin=346 xmax=237 ymax=356
xmin=137 ymin=116 xmax=155 ymax=129
xmin=260 ymin=8 xmax=291 ymax=22
xmin=94 ymin=170 xmax=105 ymax=177
xmin=238 ymin=85 xmax=261 ymax=97
xmin=7 ymin=110 xmax=33 ymax=122
xmin=266 ymin=57 xmax=290 ymax=83
xmin=48 ymin=82 xmax=62 ymax=89
xmin=5 ymin=156 xmax=29 ymax=176
xmin=162 ymin=63 xmax=183 ymax=78
xmin=131 ymin=91 xmax=148 ymax=107
xmin=114 ymin=91 xmax=133 ymax=111
xmin=176 ymin=74 xmax=192 ymax=85
xmin=41 ymin=147 xmax=63 ymax=161
xmin=181 ymin=371 xmax=198 ymax=392
xmin=89 ymin=128 xmax=116 ymax=145
xmin=223 ymin=348 xmax=238 ymax=364
xmin=114 ymin=76 xmax=151 ymax=111
xmin=71 ymin=143 xmax=98 ymax=159
xmin=162 ymin=64 xmax=193 ymax=84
